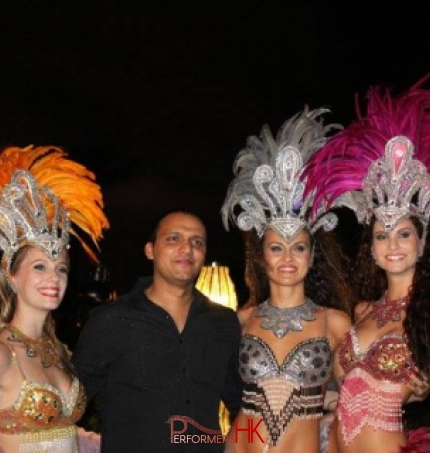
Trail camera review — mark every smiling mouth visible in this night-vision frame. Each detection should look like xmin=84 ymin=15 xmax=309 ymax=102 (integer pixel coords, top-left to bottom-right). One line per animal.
xmin=279 ymin=267 xmax=297 ymax=272
xmin=40 ymin=290 xmax=60 ymax=297
xmin=385 ymin=255 xmax=405 ymax=261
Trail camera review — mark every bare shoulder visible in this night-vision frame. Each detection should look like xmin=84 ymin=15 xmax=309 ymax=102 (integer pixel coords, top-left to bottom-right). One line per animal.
xmin=237 ymin=306 xmax=254 ymax=330
xmin=327 ymin=308 xmax=352 ymax=343
xmin=354 ymin=300 xmax=371 ymax=320
xmin=327 ymin=308 xmax=351 ymax=327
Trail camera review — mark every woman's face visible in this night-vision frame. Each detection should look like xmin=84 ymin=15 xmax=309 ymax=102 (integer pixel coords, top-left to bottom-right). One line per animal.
xmin=10 ymin=246 xmax=69 ymax=315
xmin=372 ymin=218 xmax=422 ymax=278
xmin=262 ymin=227 xmax=312 ymax=288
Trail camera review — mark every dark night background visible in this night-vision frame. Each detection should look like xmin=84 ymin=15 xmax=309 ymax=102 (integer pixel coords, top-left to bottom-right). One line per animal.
xmin=1 ymin=1 xmax=429 ymax=303
xmin=1 ymin=0 xmax=430 ymax=432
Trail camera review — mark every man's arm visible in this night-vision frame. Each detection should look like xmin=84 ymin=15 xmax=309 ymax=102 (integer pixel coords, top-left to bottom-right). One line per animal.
xmin=72 ymin=306 xmax=117 ymax=401
xmin=221 ymin=314 xmax=243 ymax=423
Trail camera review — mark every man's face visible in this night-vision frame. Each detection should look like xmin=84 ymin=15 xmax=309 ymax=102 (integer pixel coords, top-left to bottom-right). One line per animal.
xmin=144 ymin=212 xmax=207 ymax=287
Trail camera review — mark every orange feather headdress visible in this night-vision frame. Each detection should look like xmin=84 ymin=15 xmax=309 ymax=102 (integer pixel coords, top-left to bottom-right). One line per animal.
xmin=0 ymin=145 xmax=109 ymax=271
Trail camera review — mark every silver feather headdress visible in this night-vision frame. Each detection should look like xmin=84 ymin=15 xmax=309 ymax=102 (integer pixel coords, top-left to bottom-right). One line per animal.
xmin=0 ymin=170 xmax=70 ymax=270
xmin=0 ymin=145 xmax=109 ymax=273
xmin=221 ymin=107 xmax=342 ymax=242
xmin=363 ymin=135 xmax=430 ymax=230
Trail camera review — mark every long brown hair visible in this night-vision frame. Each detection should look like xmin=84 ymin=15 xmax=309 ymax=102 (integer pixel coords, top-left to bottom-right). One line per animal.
xmin=351 ymin=216 xmax=430 ymax=376
xmin=242 ymin=227 xmax=354 ymax=317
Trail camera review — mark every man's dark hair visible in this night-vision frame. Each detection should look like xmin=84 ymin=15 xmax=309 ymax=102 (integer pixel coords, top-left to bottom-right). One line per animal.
xmin=147 ymin=207 xmax=206 ymax=244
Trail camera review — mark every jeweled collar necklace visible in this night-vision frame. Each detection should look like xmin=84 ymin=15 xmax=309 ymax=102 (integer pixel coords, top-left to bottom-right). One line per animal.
xmin=253 ymin=298 xmax=320 ymax=338
xmin=371 ymin=293 xmax=409 ymax=328
xmin=5 ymin=324 xmax=60 ymax=368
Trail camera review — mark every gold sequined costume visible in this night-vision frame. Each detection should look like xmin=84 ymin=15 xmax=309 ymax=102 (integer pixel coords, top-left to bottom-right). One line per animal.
xmin=0 ymin=340 xmax=86 ymax=453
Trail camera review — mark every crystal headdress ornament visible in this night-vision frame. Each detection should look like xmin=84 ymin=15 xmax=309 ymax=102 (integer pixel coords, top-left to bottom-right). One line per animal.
xmin=221 ymin=107 xmax=342 ymax=242
xmin=0 ymin=145 xmax=110 ymax=272
xmin=304 ymin=76 xmax=430 ymax=232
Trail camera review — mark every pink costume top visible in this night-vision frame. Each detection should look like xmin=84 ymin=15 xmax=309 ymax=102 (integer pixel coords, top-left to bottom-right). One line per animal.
xmin=0 ymin=345 xmax=86 ymax=453
xmin=336 ymin=327 xmax=416 ymax=445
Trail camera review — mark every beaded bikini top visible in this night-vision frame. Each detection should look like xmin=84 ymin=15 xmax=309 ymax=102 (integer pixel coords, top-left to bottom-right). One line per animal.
xmin=239 ymin=335 xmax=331 ymax=386
xmin=0 ymin=348 xmax=86 ymax=434
xmin=238 ymin=308 xmax=331 ymax=448
xmin=336 ymin=327 xmax=417 ymax=445
xmin=338 ymin=327 xmax=416 ymax=383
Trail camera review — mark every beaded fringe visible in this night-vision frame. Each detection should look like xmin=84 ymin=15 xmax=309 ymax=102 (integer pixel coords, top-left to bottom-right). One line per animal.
xmin=19 ymin=425 xmax=78 ymax=453
xmin=337 ymin=368 xmax=402 ymax=445
xmin=243 ymin=378 xmax=323 ymax=450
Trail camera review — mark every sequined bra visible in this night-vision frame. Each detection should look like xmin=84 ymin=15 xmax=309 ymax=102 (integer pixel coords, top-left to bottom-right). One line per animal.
xmin=336 ymin=327 xmax=416 ymax=445
xmin=238 ymin=308 xmax=331 ymax=447
xmin=338 ymin=327 xmax=416 ymax=382
xmin=239 ymin=335 xmax=331 ymax=386
xmin=0 ymin=348 xmax=86 ymax=434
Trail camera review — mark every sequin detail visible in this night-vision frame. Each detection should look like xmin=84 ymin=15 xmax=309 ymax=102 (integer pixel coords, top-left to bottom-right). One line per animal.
xmin=0 ymin=350 xmax=86 ymax=437
xmin=0 ymin=376 xmax=86 ymax=434
xmin=336 ymin=327 xmax=417 ymax=444
xmin=337 ymin=367 xmax=402 ymax=445
xmin=19 ymin=425 xmax=78 ymax=453
xmin=338 ymin=328 xmax=416 ymax=382
xmin=253 ymin=299 xmax=319 ymax=338
xmin=370 ymin=294 xmax=409 ymax=328
xmin=5 ymin=324 xmax=60 ymax=368
xmin=239 ymin=335 xmax=330 ymax=446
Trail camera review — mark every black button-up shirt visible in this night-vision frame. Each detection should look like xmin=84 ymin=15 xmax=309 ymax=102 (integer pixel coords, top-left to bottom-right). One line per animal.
xmin=73 ymin=277 xmax=242 ymax=453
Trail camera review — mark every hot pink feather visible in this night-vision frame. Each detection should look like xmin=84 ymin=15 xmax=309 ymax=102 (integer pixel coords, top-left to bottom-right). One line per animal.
xmin=304 ymin=75 xmax=430 ymax=218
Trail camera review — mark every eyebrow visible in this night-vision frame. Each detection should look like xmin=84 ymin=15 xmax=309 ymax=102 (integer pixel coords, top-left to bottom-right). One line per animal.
xmin=162 ymin=231 xmax=206 ymax=240
xmin=374 ymin=228 xmax=412 ymax=235
xmin=190 ymin=235 xmax=206 ymax=242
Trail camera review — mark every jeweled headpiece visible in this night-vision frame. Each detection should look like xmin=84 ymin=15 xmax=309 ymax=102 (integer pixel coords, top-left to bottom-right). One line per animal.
xmin=221 ymin=107 xmax=342 ymax=242
xmin=304 ymin=76 xmax=430 ymax=231
xmin=0 ymin=145 xmax=109 ymax=272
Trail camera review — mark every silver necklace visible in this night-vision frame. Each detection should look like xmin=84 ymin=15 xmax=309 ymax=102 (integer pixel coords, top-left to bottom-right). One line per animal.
xmin=253 ymin=298 xmax=319 ymax=338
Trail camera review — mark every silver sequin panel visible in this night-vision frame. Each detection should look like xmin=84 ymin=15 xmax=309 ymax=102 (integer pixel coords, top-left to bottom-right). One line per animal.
xmin=239 ymin=335 xmax=331 ymax=387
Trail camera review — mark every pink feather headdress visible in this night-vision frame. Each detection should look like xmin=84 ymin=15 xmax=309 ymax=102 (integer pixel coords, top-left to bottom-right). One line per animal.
xmin=304 ymin=75 xmax=430 ymax=231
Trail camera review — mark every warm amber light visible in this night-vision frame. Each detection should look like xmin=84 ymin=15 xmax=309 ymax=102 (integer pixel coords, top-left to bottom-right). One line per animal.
xmin=195 ymin=261 xmax=237 ymax=435
xmin=195 ymin=262 xmax=237 ymax=311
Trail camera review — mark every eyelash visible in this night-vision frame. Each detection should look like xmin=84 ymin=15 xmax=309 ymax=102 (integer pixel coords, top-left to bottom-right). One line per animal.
xmin=270 ymin=245 xmax=282 ymax=252
xmin=33 ymin=264 xmax=68 ymax=274
xmin=375 ymin=231 xmax=411 ymax=241
xmin=269 ymin=244 xmax=308 ymax=253
xmin=191 ymin=240 xmax=204 ymax=248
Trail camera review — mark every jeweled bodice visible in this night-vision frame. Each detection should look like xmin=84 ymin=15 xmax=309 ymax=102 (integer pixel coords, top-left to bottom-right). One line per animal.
xmin=0 ymin=376 xmax=86 ymax=434
xmin=239 ymin=334 xmax=331 ymax=447
xmin=338 ymin=327 xmax=416 ymax=383
xmin=239 ymin=334 xmax=331 ymax=386
xmin=336 ymin=326 xmax=417 ymax=445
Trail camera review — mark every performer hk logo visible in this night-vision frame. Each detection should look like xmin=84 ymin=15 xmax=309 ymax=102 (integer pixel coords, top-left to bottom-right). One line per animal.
xmin=166 ymin=416 xmax=264 ymax=445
